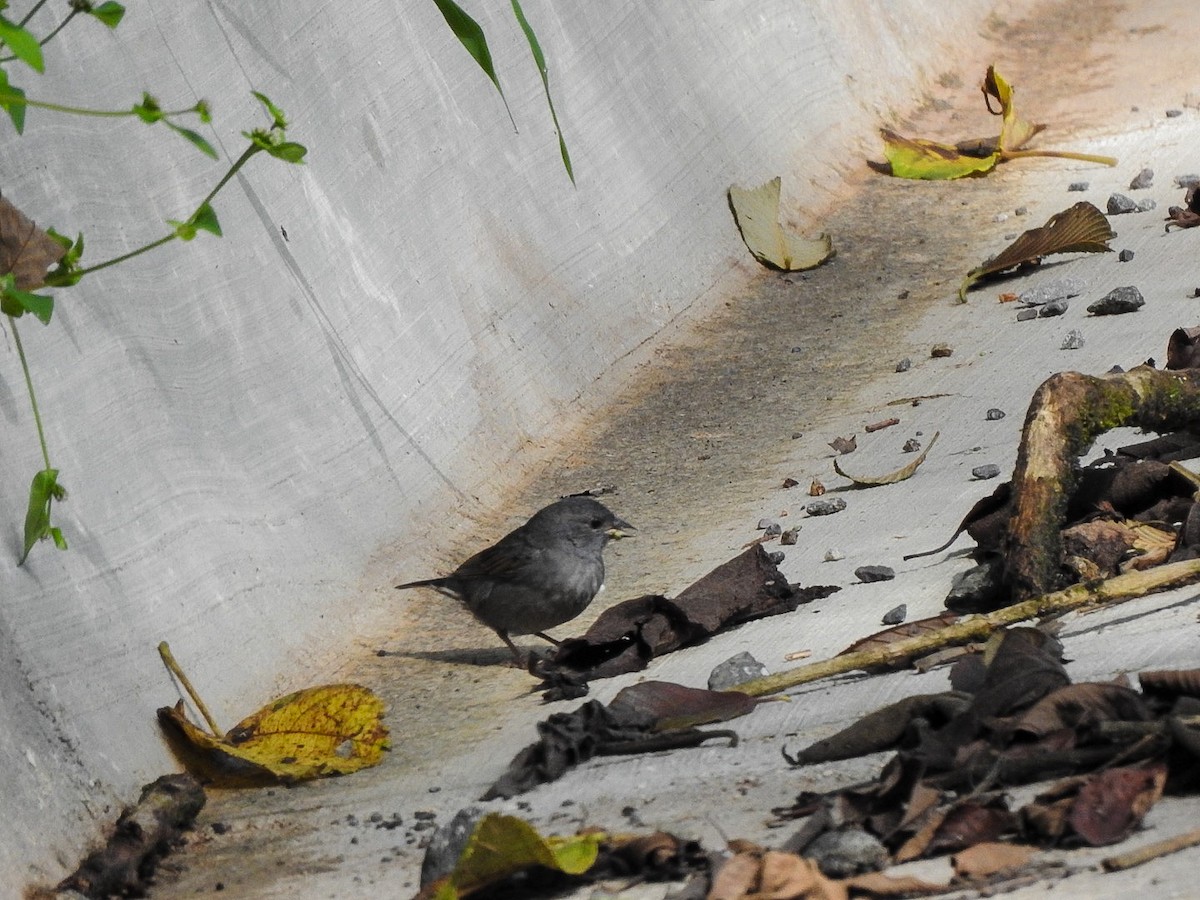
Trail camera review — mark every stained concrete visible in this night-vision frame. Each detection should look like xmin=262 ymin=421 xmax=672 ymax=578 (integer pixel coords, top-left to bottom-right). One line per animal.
xmin=8 ymin=0 xmax=1200 ymax=897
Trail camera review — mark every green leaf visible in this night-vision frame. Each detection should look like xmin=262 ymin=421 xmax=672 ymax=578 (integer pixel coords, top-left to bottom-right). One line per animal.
xmin=190 ymin=202 xmax=222 ymax=237
xmin=510 ymin=0 xmax=573 ymax=184
xmin=166 ymin=121 xmax=218 ymax=158
xmin=881 ymin=128 xmax=998 ymax=180
xmin=0 ymin=14 xmax=44 ymax=72
xmin=20 ymin=467 xmax=67 ymax=565
xmin=88 ymin=1 xmax=126 ymax=28
xmin=194 ymin=99 xmax=212 ymax=124
xmin=251 ymin=90 xmax=287 ymax=129
xmin=1 ymin=274 xmax=54 ymax=323
xmin=0 ymin=68 xmax=26 ymax=133
xmin=167 ymin=219 xmax=196 ymax=241
xmin=132 ymin=92 xmax=162 ymax=123
xmin=431 ymin=0 xmax=515 ymax=128
xmin=265 ymin=140 xmax=306 ymax=163
xmin=45 ymin=229 xmax=84 ymax=287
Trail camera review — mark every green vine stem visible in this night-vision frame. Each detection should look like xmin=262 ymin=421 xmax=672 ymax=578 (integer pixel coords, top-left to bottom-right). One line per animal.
xmin=0 ymin=89 xmax=198 ymax=119
xmin=8 ymin=314 xmax=51 ymax=472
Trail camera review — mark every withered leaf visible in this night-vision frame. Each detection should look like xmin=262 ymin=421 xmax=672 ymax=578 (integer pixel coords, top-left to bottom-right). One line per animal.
xmin=960 ymin=201 xmax=1115 ymax=300
xmin=1008 ymin=681 xmax=1151 ymax=742
xmin=839 ymin=610 xmax=960 ymax=659
xmin=951 ymin=841 xmax=1036 ymax=879
xmin=1068 ymin=763 xmax=1167 ymax=846
xmin=829 ymin=435 xmax=857 ymax=455
xmin=1167 ymin=326 xmax=1200 ymax=370
xmin=0 ymin=195 xmax=67 ymax=291
xmin=728 ymin=177 xmax=834 ymax=271
xmin=1138 ymin=668 xmax=1200 ymax=700
xmin=607 ymin=681 xmax=757 ymax=732
xmin=1165 ymin=186 xmax=1200 ymax=231
xmin=834 ymin=431 xmax=939 ymax=487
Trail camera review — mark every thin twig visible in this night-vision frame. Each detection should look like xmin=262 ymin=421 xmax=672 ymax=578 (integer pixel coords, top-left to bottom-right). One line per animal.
xmin=1102 ymin=826 xmax=1200 ymax=872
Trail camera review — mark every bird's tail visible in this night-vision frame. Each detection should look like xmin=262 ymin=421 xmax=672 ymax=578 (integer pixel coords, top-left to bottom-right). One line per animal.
xmin=395 ymin=578 xmax=441 ymax=591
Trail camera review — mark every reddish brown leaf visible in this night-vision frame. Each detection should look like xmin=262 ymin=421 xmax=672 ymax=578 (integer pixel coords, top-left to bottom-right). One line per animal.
xmin=1068 ymin=764 xmax=1166 ymax=846
xmin=607 ymin=681 xmax=757 ymax=732
xmin=0 ymin=195 xmax=67 ymax=289
xmin=840 ymin=611 xmax=960 ymax=658
xmin=1009 ymin=681 xmax=1151 ymax=741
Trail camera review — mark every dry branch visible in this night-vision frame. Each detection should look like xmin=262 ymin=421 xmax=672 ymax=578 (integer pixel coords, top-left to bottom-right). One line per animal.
xmin=1005 ymin=366 xmax=1200 ymax=599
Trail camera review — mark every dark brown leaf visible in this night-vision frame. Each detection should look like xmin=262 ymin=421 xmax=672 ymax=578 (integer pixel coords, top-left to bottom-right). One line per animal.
xmin=1068 ymin=764 xmax=1167 ymax=846
xmin=1167 ymin=326 xmax=1200 ymax=369
xmin=607 ymin=681 xmax=757 ymax=732
xmin=1008 ymin=681 xmax=1151 ymax=741
xmin=839 ymin=611 xmax=961 ymax=660
xmin=1165 ymin=186 xmax=1200 ymax=231
xmin=960 ymin=202 xmax=1114 ymax=300
xmin=829 ymin=435 xmax=857 ymax=455
xmin=1139 ymin=668 xmax=1200 ymax=700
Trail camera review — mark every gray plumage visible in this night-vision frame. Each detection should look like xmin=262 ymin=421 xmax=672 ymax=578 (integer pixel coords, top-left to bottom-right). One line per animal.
xmin=396 ymin=496 xmax=632 ymax=664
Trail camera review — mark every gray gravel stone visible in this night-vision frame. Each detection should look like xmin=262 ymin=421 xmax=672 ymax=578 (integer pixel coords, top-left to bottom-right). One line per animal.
xmin=1119 ymin=249 xmax=1135 ymax=262
xmin=806 ymin=829 xmax=889 ymax=878
xmin=902 ymin=438 xmax=921 ymax=452
xmin=855 ymin=565 xmax=895 ymax=583
xmin=1129 ymin=167 xmax=1154 ymax=190
xmin=421 ymin=806 xmax=485 ymax=887
xmin=881 ymin=604 xmax=907 ymax=625
xmin=1107 ymin=193 xmax=1138 ymax=214
xmin=1088 ymin=285 xmax=1145 ymax=315
xmin=823 ymin=548 xmax=845 ymax=561
xmin=708 ymin=651 xmax=769 ymax=691
xmin=1175 ymin=174 xmax=1200 ymax=189
xmin=1061 ymin=329 xmax=1086 ymax=350
xmin=1068 ymin=181 xmax=1089 ymax=192
xmin=971 ymin=464 xmax=1001 ymax=480
xmin=807 ymin=498 xmax=847 ymax=516
xmin=780 ymin=527 xmax=800 ymax=545
xmin=945 ymin=560 xmax=1004 ymax=613
xmin=1018 ymin=277 xmax=1086 ymax=306
xmin=1039 ymin=297 xmax=1069 ymax=317
xmin=1016 ymin=307 xmax=1038 ymax=321
xmin=1137 ymin=198 xmax=1157 ymax=212
xmin=985 ymin=408 xmax=1006 ymax=420
xmin=895 ymin=357 xmax=912 ymax=373
xmin=1166 ymin=108 xmax=1183 ymax=118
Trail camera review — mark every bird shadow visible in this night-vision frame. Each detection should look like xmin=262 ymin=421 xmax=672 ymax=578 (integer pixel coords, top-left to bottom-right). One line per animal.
xmin=383 ymin=646 xmax=537 ymax=669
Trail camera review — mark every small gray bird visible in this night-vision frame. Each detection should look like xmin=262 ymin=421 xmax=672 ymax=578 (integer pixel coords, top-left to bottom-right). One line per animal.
xmin=395 ymin=496 xmax=633 ymax=665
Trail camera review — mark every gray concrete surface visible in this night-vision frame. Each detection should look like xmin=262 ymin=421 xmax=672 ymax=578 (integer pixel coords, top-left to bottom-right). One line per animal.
xmin=7 ymin=0 xmax=1200 ymax=897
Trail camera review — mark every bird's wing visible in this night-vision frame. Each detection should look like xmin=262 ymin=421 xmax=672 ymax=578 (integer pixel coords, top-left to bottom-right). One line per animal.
xmin=453 ymin=531 xmax=546 ymax=586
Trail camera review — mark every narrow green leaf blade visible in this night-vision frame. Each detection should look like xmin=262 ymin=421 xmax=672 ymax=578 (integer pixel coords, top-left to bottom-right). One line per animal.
xmin=251 ymin=90 xmax=287 ymax=129
xmin=431 ymin=0 xmax=515 ymax=127
xmin=510 ymin=0 xmax=574 ymax=183
xmin=0 ymin=15 xmax=44 ymax=73
xmin=167 ymin=121 xmax=218 ymax=159
xmin=89 ymin=1 xmax=126 ymax=29
xmin=266 ymin=140 xmax=307 ymax=163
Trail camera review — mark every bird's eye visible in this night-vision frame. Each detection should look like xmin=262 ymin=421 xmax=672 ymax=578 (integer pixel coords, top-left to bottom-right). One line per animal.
xmin=590 ymin=517 xmax=606 ymax=529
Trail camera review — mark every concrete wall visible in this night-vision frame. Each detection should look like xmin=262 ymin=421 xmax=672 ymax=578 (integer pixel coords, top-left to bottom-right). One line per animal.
xmin=0 ymin=0 xmax=1022 ymax=888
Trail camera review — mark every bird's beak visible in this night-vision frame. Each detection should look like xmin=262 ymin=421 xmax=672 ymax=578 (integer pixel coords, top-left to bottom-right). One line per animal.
xmin=608 ymin=517 xmax=634 ymax=539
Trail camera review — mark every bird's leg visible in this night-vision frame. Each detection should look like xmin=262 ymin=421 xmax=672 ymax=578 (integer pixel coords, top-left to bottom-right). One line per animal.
xmin=533 ymin=631 xmax=562 ymax=646
xmin=496 ymin=630 xmax=526 ymax=667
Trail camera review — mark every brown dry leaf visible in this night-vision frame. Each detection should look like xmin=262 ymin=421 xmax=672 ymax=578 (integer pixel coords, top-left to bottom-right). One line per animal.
xmin=841 ymin=870 xmax=947 ymax=897
xmin=951 ymin=841 xmax=1036 ymax=878
xmin=607 ymin=681 xmax=758 ymax=732
xmin=0 ymin=195 xmax=67 ymax=290
xmin=809 ymin=478 xmax=826 ymax=496
xmin=1068 ymin=763 xmax=1167 ymax=846
xmin=834 ymin=431 xmax=939 ymax=487
xmin=1008 ymin=681 xmax=1151 ymax=741
xmin=960 ymin=201 xmax=1115 ymax=300
xmin=1167 ymin=326 xmax=1200 ymax=370
xmin=708 ymin=851 xmax=764 ymax=900
xmin=728 ymin=177 xmax=835 ymax=271
xmin=759 ymin=851 xmax=846 ymax=900
xmin=829 ymin=436 xmax=857 ymax=455
xmin=1165 ymin=186 xmax=1200 ymax=231
xmin=1139 ymin=668 xmax=1200 ymax=699
xmin=839 ymin=610 xmax=960 ymax=658
xmin=157 ymin=684 xmax=389 ymax=784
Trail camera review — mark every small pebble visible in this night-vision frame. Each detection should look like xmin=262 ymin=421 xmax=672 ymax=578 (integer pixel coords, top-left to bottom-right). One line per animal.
xmin=767 ymin=551 xmax=785 ymax=565
xmin=806 ymin=829 xmax=889 ymax=878
xmin=1088 ymin=285 xmax=1145 ymax=315
xmin=895 ymin=357 xmax=912 ymax=373
xmin=855 ymin=565 xmax=895 ymax=583
xmin=897 ymin=289 xmax=910 ymax=299
xmin=881 ymin=604 xmax=907 ymax=626
xmin=1018 ymin=277 xmax=1086 ymax=306
xmin=1194 ymin=288 xmax=1200 ymax=299
xmin=1137 ymin=198 xmax=1157 ymax=212
xmin=902 ymin=438 xmax=921 ymax=453
xmin=945 ymin=560 xmax=1004 ymax=613
xmin=1068 ymin=181 xmax=1089 ymax=192
xmin=1107 ymin=193 xmax=1138 ymax=214
xmin=1175 ymin=174 xmax=1200 ymax=189
xmin=1129 ymin=167 xmax=1154 ymax=190
xmin=1061 ymin=329 xmax=1086 ymax=350
xmin=421 ymin=807 xmax=485 ymax=888
xmin=972 ymin=464 xmax=1001 ymax=480
xmin=993 ymin=212 xmax=1009 ymax=223
xmin=823 ymin=548 xmax=845 ymax=561
xmin=1166 ymin=109 xmax=1183 ymax=118
xmin=807 ymin=498 xmax=846 ymax=516
xmin=781 ymin=527 xmax=800 ymax=545
xmin=708 ymin=651 xmax=769 ymax=691
xmin=1014 ymin=206 xmax=1028 ymax=216
xmin=782 ymin=477 xmax=799 ymax=489
xmin=930 ymin=343 xmax=953 ymax=358
xmin=1016 ymin=307 xmax=1038 ymax=321
xmin=1038 ymin=297 xmax=1068 ymax=317
xmin=985 ymin=408 xmax=1005 ymax=420
xmin=757 ymin=518 xmax=781 ymax=535
xmin=1118 ymin=249 xmax=1135 ymax=262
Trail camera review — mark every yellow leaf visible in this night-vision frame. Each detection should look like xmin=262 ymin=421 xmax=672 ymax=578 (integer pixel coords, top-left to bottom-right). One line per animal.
xmin=881 ymin=128 xmax=998 ymax=180
xmin=430 ymin=814 xmax=604 ymax=899
xmin=157 ymin=683 xmax=389 ymax=784
xmin=728 ymin=176 xmax=834 ymax=271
